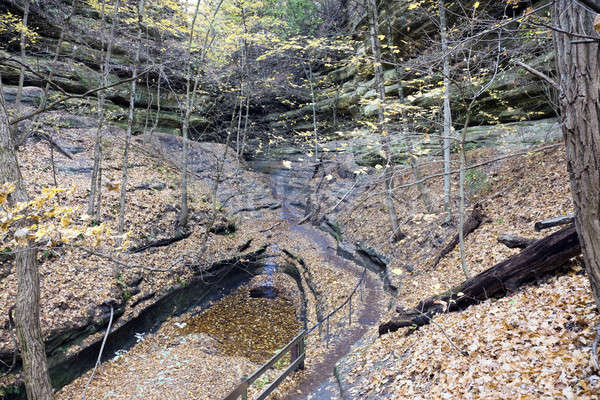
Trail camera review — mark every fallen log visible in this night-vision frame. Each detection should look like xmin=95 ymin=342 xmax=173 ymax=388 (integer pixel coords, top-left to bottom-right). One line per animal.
xmin=35 ymin=132 xmax=74 ymax=160
xmin=380 ymin=225 xmax=580 ymax=335
xmin=128 ymin=231 xmax=191 ymax=253
xmin=497 ymin=234 xmax=537 ymax=249
xmin=534 ymin=214 xmax=574 ymax=231
xmin=431 ymin=203 xmax=485 ymax=269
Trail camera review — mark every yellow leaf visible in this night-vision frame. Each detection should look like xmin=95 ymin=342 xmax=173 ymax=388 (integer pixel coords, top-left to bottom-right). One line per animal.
xmin=60 ymin=215 xmax=71 ymax=228
xmin=105 ymin=180 xmax=120 ymax=192
xmin=408 ymin=3 xmax=418 ymax=10
xmin=473 ymin=1 xmax=480 ymax=9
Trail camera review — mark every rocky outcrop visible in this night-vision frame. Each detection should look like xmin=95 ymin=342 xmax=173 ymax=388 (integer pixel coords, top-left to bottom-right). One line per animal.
xmin=0 ymin=0 xmax=216 ymax=136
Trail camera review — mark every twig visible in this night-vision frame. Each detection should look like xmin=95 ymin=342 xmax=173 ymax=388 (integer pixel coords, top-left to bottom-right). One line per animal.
xmin=259 ymin=222 xmax=281 ymax=233
xmin=1 ymin=306 xmax=17 ymax=377
xmin=9 ymin=66 xmax=154 ymax=125
xmin=510 ymin=59 xmax=559 ymax=89
xmin=328 ymin=179 xmax=359 ymax=213
xmin=81 ymin=305 xmax=113 ymax=400
xmin=417 ymin=310 xmax=468 ymax=357
xmin=0 ymin=57 xmax=70 ymax=96
xmin=75 ymin=245 xmax=169 ymax=272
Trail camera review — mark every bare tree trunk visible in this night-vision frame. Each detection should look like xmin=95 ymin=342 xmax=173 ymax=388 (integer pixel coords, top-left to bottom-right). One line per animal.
xmin=150 ymin=64 xmax=162 ymax=137
xmin=89 ymin=0 xmax=120 ymax=217
xmin=439 ymin=0 xmax=453 ymax=219
xmin=366 ymin=0 xmax=402 ymax=241
xmin=454 ymin=24 xmax=502 ymax=281
xmin=458 ymin=106 xmax=471 ymax=279
xmin=15 ymin=0 xmax=30 ymax=114
xmin=553 ymin=0 xmax=600 ymax=308
xmin=240 ymin=91 xmax=250 ymax=160
xmin=308 ymin=63 xmax=318 ymax=162
xmin=95 ymin=165 xmax=102 ymax=221
xmin=50 ymin=135 xmax=57 ymax=186
xmin=238 ymin=6 xmax=250 ymax=162
xmin=176 ymin=0 xmax=204 ymax=233
xmin=12 ymin=0 xmax=75 ymax=150
xmin=0 ymin=80 xmax=53 ymax=400
xmin=118 ymin=0 xmax=145 ymax=239
xmin=39 ymin=0 xmax=75 ymax=112
xmin=176 ymin=0 xmax=225 ymax=232
xmin=235 ymin=93 xmax=243 ymax=161
xmin=382 ymin=3 xmax=432 ymax=215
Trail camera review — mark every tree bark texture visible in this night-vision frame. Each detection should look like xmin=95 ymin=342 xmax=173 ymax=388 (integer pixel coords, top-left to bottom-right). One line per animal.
xmin=380 ymin=225 xmax=581 ymax=335
xmin=497 ymin=234 xmax=537 ymax=249
xmin=89 ymin=0 xmax=120 ymax=217
xmin=553 ymin=0 xmax=600 ymax=308
xmin=439 ymin=0 xmax=453 ymax=218
xmin=365 ymin=0 xmax=402 ymax=242
xmin=16 ymin=0 xmax=30 ymax=112
xmin=1 ymin=84 xmax=53 ymax=399
xmin=118 ymin=0 xmax=145 ymax=238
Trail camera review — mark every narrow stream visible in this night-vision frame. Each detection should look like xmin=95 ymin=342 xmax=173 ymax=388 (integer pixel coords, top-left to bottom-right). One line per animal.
xmin=11 ymin=153 xmax=383 ymax=400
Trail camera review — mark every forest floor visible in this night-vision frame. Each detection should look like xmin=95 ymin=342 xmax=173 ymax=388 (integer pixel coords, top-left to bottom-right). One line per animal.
xmin=2 ymin=101 xmax=599 ymax=400
xmin=332 ymin=144 xmax=600 ymax=399
xmin=1 ymin=106 xmax=389 ymax=399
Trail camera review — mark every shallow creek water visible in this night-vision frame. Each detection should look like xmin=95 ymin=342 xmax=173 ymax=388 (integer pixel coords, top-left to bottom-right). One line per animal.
xmin=176 ymin=288 xmax=300 ymax=363
xmin=173 ymin=158 xmax=312 ymax=364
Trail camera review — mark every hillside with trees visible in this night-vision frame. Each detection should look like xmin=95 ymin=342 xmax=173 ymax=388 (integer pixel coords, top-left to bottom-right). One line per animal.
xmin=0 ymin=0 xmax=599 ymax=399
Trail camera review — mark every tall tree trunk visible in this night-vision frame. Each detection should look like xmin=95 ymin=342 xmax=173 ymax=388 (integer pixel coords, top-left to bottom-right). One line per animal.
xmin=176 ymin=0 xmax=225 ymax=232
xmin=118 ymin=0 xmax=145 ymax=239
xmin=0 ymin=81 xmax=53 ymax=400
xmin=176 ymin=0 xmax=202 ymax=232
xmin=149 ymin=64 xmax=163 ymax=140
xmin=240 ymin=90 xmax=250 ymax=160
xmin=366 ymin=0 xmax=402 ymax=241
xmin=15 ymin=0 xmax=30 ymax=113
xmin=439 ymin=0 xmax=453 ymax=220
xmin=383 ymin=3 xmax=433 ymax=214
xmin=89 ymin=0 xmax=120 ymax=217
xmin=553 ymin=0 xmax=600 ymax=307
xmin=308 ymin=62 xmax=318 ymax=162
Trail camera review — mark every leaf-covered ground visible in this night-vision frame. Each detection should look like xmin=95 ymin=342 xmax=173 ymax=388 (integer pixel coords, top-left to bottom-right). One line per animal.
xmin=3 ymin=101 xmax=597 ymax=400
xmin=0 ymin=108 xmax=284 ymax=391
xmin=0 ymin=105 xmax=389 ymax=398
xmin=334 ymin=143 xmax=600 ymax=398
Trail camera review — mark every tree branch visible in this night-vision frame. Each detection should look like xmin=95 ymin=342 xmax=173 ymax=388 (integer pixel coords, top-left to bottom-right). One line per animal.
xmin=8 ymin=67 xmax=154 ymax=125
xmin=510 ymin=59 xmax=559 ymax=90
xmin=367 ymin=143 xmax=562 ymax=199
xmin=74 ymin=245 xmax=169 ymax=272
xmin=574 ymin=0 xmax=600 ymax=14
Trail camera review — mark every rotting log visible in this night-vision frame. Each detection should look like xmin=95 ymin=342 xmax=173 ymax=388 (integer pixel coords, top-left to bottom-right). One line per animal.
xmin=431 ymin=203 xmax=485 ymax=268
xmin=534 ymin=214 xmax=574 ymax=231
xmin=497 ymin=234 xmax=537 ymax=249
xmin=380 ymin=225 xmax=580 ymax=335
